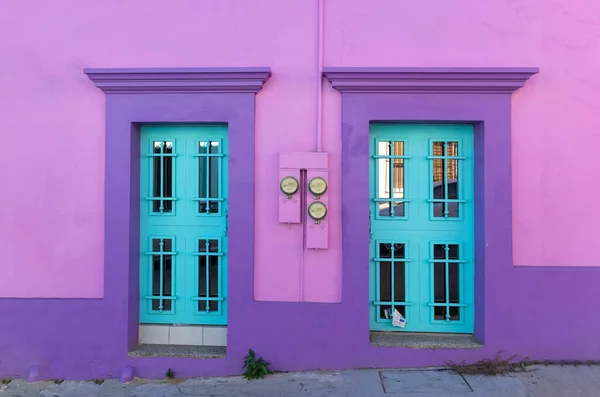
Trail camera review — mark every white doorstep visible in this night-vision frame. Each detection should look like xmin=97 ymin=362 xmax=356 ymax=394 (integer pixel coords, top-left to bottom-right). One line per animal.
xmin=139 ymin=325 xmax=227 ymax=346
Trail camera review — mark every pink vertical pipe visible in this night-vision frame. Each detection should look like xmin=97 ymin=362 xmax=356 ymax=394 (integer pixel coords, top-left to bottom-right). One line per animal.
xmin=299 ymin=0 xmax=325 ymax=300
xmin=316 ymin=0 xmax=324 ymax=152
xmin=300 ymin=0 xmax=325 ymax=301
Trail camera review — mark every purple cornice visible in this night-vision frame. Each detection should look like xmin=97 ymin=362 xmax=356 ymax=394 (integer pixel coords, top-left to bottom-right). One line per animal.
xmin=322 ymin=67 xmax=539 ymax=94
xmin=84 ymin=67 xmax=272 ymax=94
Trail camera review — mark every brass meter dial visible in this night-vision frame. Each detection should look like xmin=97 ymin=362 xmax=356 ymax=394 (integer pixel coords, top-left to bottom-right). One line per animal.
xmin=280 ymin=176 xmax=299 ymax=196
xmin=308 ymin=176 xmax=328 ymax=196
xmin=308 ymin=201 xmax=327 ymax=222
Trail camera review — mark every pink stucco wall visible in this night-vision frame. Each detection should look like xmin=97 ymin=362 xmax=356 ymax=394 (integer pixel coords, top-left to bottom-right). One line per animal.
xmin=1 ymin=0 xmax=599 ymax=299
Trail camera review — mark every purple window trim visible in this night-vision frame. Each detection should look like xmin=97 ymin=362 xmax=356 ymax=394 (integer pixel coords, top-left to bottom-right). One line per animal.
xmin=323 ymin=67 xmax=539 ymax=342
xmin=83 ymin=67 xmax=272 ymax=94
xmin=322 ymin=67 xmax=539 ymax=94
xmin=91 ymin=68 xmax=270 ymax=372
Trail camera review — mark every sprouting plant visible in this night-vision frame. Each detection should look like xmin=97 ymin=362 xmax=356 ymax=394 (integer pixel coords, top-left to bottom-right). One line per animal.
xmin=165 ymin=368 xmax=175 ymax=379
xmin=243 ymin=349 xmax=271 ymax=380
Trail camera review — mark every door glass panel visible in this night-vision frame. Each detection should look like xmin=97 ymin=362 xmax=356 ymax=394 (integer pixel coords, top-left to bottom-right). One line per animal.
xmin=377 ymin=243 xmax=406 ymax=319
xmin=432 ymin=243 xmax=460 ymax=321
xmin=152 ymin=141 xmax=174 ymax=213
xmin=197 ymin=239 xmax=220 ymax=312
xmin=432 ymin=141 xmax=460 ymax=218
xmin=198 ymin=141 xmax=221 ymax=214
xmin=379 ymin=261 xmax=391 ymax=302
xmin=377 ymin=141 xmax=405 ymax=217
xmin=150 ymin=238 xmax=173 ymax=312
xmin=447 ymin=142 xmax=459 ymax=217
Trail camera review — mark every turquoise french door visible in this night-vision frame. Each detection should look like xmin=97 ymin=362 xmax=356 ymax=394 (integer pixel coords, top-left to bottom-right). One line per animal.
xmin=369 ymin=124 xmax=474 ymax=333
xmin=139 ymin=125 xmax=228 ymax=325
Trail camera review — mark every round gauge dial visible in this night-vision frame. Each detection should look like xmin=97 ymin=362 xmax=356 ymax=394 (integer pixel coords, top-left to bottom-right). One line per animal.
xmin=308 ymin=201 xmax=327 ymax=221
xmin=308 ymin=177 xmax=328 ymax=196
xmin=280 ymin=176 xmax=299 ymax=195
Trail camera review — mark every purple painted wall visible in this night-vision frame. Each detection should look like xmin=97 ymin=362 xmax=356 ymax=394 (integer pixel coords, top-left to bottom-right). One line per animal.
xmin=2 ymin=0 xmax=600 ymax=381
xmin=2 ymin=68 xmax=600 ymax=381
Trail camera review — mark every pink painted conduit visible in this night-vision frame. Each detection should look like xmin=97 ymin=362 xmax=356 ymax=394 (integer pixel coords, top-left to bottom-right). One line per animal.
xmin=300 ymin=0 xmax=325 ymax=302
xmin=316 ymin=0 xmax=324 ymax=152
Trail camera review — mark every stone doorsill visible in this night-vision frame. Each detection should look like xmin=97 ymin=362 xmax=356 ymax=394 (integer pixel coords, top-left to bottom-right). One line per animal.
xmin=370 ymin=332 xmax=482 ymax=349
xmin=129 ymin=344 xmax=226 ymax=359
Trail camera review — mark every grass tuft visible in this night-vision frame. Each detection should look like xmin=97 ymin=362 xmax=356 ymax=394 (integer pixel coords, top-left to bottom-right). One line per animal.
xmin=447 ymin=351 xmax=528 ymax=376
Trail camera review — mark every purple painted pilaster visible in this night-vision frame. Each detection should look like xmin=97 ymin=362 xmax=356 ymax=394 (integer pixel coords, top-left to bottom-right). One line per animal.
xmin=325 ymin=68 xmax=537 ymax=347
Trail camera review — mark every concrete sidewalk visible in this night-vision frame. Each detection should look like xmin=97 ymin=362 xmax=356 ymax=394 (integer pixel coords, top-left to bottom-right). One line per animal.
xmin=1 ymin=365 xmax=599 ymax=396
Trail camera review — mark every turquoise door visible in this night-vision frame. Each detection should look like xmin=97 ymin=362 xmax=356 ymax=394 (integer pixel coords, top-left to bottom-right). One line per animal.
xmin=139 ymin=125 xmax=228 ymax=325
xmin=369 ymin=124 xmax=474 ymax=333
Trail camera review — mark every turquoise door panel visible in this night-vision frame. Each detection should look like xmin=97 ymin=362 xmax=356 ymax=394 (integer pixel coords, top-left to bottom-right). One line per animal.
xmin=369 ymin=124 xmax=474 ymax=333
xmin=140 ymin=125 xmax=228 ymax=325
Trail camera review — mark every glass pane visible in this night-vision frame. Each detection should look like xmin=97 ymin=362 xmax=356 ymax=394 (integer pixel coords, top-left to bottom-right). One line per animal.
xmin=198 ymin=256 xmax=207 ymax=298
xmin=432 ymin=141 xmax=460 ymax=218
xmin=393 ymin=243 xmax=404 ymax=259
xmin=163 ymin=255 xmax=172 ymax=311
xmin=434 ymin=306 xmax=447 ymax=320
xmin=432 ymin=141 xmax=445 ymax=217
xmin=197 ymin=239 xmax=219 ymax=312
xmin=152 ymin=158 xmax=161 ymax=213
xmin=392 ymin=141 xmax=404 ymax=196
xmin=379 ymin=243 xmax=391 ymax=259
xmin=199 ymin=239 xmax=208 ymax=252
xmin=151 ymin=238 xmax=172 ymax=252
xmin=151 ymin=238 xmax=172 ymax=311
xmin=209 ymin=255 xmax=219 ymax=298
xmin=432 ymin=244 xmax=461 ymax=321
xmin=152 ymin=142 xmax=162 ymax=213
xmin=433 ymin=244 xmax=446 ymax=260
xmin=151 ymin=141 xmax=173 ymax=213
xmin=151 ymin=254 xmax=161 ymax=310
xmin=163 ymin=142 xmax=173 ymax=212
xmin=449 ymin=306 xmax=460 ymax=320
xmin=435 ymin=307 xmax=460 ymax=321
xmin=433 ymin=262 xmax=446 ymax=304
xmin=447 ymin=141 xmax=459 ymax=218
xmin=209 ymin=239 xmax=219 ymax=312
xmin=448 ymin=244 xmax=459 ymax=260
xmin=393 ymin=244 xmax=405 ymax=303
xmin=198 ymin=141 xmax=220 ymax=214
xmin=449 ymin=262 xmax=460 ymax=305
xmin=379 ymin=261 xmax=391 ymax=302
xmin=378 ymin=201 xmax=405 ymax=217
xmin=377 ymin=141 xmax=389 ymax=156
xmin=393 ymin=261 xmax=405 ymax=302
xmin=377 ymin=141 xmax=405 ymax=217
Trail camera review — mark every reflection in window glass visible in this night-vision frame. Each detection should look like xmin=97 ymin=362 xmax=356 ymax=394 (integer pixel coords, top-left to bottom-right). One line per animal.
xmin=377 ymin=141 xmax=405 ymax=217
xmin=432 ymin=141 xmax=459 ymax=218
